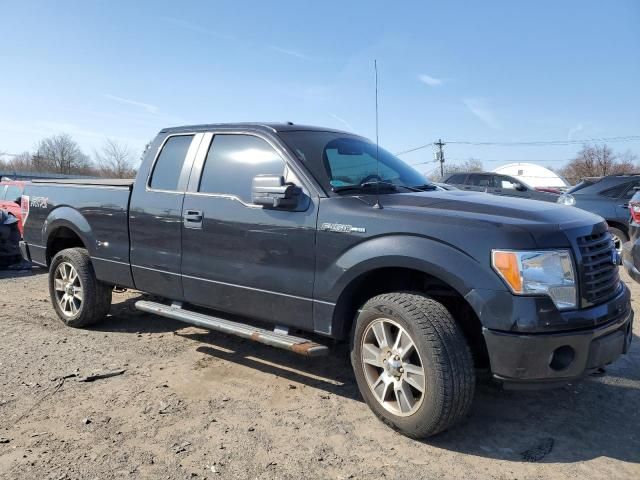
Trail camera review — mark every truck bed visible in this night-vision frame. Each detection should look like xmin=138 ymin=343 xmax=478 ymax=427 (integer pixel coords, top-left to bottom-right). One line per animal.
xmin=22 ymin=180 xmax=133 ymax=287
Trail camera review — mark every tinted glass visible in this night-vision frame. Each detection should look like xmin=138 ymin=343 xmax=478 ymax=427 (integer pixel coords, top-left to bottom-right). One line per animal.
xmin=469 ymin=174 xmax=494 ymax=187
xmin=4 ymin=185 xmax=22 ymax=202
xmin=446 ymin=174 xmax=467 ymax=184
xmin=621 ymin=181 xmax=640 ymax=201
xmin=0 ymin=186 xmax=6 ymax=200
xmin=199 ymin=134 xmax=285 ymax=201
xmin=149 ymin=135 xmax=194 ymax=191
xmin=600 ymin=182 xmax=629 ymax=198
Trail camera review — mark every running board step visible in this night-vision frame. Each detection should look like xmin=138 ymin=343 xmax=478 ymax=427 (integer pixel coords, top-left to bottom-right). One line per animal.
xmin=135 ymin=300 xmax=329 ymax=357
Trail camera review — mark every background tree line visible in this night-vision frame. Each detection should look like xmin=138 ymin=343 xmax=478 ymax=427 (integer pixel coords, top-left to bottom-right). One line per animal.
xmin=433 ymin=144 xmax=638 ymax=184
xmin=0 ymin=133 xmax=137 ymax=178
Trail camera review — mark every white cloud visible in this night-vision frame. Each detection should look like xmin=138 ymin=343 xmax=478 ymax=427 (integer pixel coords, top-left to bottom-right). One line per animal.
xmin=567 ymin=123 xmax=584 ymax=141
xmin=269 ymin=46 xmax=309 ymax=60
xmin=104 ymin=94 xmax=159 ymax=115
xmin=463 ymin=98 xmax=501 ymax=129
xmin=418 ymin=74 xmax=443 ymax=87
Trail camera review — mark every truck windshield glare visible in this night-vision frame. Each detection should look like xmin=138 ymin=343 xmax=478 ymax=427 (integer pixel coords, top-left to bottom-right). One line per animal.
xmin=280 ymin=131 xmax=430 ymax=194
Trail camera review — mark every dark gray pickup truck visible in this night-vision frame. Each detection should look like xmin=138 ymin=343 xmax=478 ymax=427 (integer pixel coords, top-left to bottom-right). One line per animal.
xmin=20 ymin=123 xmax=633 ymax=438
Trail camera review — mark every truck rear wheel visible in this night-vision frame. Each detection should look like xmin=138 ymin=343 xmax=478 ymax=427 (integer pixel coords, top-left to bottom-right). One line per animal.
xmin=49 ymin=248 xmax=112 ymax=327
xmin=351 ymin=292 xmax=475 ymax=438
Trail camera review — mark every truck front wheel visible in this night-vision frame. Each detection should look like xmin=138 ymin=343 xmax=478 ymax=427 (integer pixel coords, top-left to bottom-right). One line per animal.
xmin=49 ymin=248 xmax=112 ymax=328
xmin=351 ymin=292 xmax=475 ymax=438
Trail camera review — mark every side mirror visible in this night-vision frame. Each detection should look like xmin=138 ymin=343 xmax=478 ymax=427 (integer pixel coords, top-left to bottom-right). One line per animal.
xmin=252 ymin=175 xmax=301 ymax=209
xmin=515 ymin=183 xmax=527 ymax=192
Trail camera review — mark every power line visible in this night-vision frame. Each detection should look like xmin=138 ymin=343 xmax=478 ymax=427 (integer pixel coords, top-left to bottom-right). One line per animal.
xmin=396 ymin=135 xmax=640 ymax=156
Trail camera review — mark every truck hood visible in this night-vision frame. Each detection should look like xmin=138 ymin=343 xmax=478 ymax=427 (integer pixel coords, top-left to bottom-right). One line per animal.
xmin=381 ymin=190 xmax=601 ymax=227
xmin=365 ymin=190 xmax=605 ymax=249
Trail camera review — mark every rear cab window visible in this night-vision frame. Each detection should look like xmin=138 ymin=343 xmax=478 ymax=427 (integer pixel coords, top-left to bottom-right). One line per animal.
xmin=149 ymin=135 xmax=195 ymax=191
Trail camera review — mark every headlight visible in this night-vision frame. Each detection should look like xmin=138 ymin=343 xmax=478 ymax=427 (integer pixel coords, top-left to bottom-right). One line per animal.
xmin=492 ymin=250 xmax=577 ymax=310
xmin=557 ymin=193 xmax=575 ymax=206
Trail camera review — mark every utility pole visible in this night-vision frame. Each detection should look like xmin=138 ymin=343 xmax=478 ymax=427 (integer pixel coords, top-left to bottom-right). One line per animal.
xmin=435 ymin=139 xmax=445 ymax=177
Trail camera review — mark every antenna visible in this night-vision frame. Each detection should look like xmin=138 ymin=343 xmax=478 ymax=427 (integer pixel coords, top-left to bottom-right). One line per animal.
xmin=373 ymin=59 xmax=382 ymax=209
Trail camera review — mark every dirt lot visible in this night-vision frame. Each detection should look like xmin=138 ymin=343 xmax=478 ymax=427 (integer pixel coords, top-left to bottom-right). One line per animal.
xmin=0 ymin=268 xmax=638 ymax=480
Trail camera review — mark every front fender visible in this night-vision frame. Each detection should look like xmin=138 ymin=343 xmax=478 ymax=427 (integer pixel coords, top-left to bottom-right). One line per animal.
xmin=316 ymin=234 xmax=507 ymax=302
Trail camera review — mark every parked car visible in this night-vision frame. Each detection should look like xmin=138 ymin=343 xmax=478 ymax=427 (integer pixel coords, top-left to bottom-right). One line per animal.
xmin=443 ymin=172 xmax=560 ymax=202
xmin=0 ymin=180 xmax=27 ymax=236
xmin=19 ymin=123 xmax=633 ymax=438
xmin=0 ymin=209 xmax=21 ymax=267
xmin=622 ymin=188 xmax=640 ymax=283
xmin=557 ymin=174 xmax=640 ymax=251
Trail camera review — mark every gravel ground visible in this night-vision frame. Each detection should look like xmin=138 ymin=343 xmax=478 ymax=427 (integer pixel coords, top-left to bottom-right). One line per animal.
xmin=0 ymin=267 xmax=638 ymax=480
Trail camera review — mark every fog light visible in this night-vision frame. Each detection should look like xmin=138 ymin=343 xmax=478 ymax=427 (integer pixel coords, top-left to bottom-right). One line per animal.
xmin=549 ymin=345 xmax=575 ymax=371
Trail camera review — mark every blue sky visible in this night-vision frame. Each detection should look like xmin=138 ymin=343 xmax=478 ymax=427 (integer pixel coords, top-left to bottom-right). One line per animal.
xmin=0 ymin=0 xmax=638 ymax=173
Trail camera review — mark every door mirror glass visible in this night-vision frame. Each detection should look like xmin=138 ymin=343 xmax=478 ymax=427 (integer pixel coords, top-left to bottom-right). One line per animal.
xmin=252 ymin=175 xmax=301 ymax=209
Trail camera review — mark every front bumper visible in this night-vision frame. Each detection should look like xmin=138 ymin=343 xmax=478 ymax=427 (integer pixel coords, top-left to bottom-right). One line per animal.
xmin=483 ymin=285 xmax=633 ymax=388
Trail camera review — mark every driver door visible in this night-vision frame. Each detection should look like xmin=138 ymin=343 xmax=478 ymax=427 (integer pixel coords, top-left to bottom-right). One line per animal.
xmin=180 ymin=131 xmax=318 ymax=330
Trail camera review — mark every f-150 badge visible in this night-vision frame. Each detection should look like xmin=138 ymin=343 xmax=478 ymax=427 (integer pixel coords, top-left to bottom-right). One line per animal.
xmin=321 ymin=223 xmax=366 ymax=234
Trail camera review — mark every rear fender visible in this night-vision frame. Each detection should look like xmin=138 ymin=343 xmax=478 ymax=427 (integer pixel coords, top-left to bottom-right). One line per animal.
xmin=43 ymin=207 xmax=94 ymax=259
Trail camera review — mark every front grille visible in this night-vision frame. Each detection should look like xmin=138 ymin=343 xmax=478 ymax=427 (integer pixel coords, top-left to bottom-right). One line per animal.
xmin=577 ymin=231 xmax=620 ymax=305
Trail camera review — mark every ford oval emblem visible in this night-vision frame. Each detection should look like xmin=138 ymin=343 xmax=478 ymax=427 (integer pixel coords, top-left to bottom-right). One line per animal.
xmin=612 ymin=249 xmax=621 ymax=266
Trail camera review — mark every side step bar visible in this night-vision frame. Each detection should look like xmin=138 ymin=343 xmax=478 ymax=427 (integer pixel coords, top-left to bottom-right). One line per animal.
xmin=135 ymin=300 xmax=329 ymax=357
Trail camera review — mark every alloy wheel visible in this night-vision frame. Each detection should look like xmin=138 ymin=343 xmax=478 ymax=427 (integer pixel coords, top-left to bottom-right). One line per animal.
xmin=361 ymin=318 xmax=426 ymax=417
xmin=53 ymin=262 xmax=83 ymax=317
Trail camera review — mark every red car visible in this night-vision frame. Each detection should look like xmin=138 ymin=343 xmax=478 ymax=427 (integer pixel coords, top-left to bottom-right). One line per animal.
xmin=0 ymin=180 xmax=27 ymax=236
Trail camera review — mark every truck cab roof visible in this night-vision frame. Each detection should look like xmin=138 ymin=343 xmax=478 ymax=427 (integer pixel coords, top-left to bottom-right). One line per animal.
xmin=160 ymin=122 xmax=353 ymax=136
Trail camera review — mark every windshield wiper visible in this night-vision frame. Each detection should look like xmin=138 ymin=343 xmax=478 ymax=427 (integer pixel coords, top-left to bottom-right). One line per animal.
xmin=332 ymin=180 xmax=398 ymax=194
xmin=332 ymin=180 xmax=428 ymax=194
xmin=410 ymin=184 xmax=438 ymax=191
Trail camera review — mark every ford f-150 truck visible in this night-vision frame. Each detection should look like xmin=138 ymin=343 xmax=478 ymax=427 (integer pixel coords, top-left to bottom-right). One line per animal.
xmin=20 ymin=123 xmax=634 ymax=438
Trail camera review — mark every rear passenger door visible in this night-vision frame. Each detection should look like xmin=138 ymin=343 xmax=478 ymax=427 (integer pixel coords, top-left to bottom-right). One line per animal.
xmin=180 ymin=131 xmax=318 ymax=330
xmin=129 ymin=133 xmax=203 ymax=300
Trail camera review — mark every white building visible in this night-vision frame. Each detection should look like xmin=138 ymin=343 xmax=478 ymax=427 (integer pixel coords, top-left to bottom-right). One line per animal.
xmin=492 ymin=163 xmax=569 ymax=189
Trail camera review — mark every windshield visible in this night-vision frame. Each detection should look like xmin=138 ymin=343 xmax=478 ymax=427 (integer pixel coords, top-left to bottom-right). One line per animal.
xmin=280 ymin=131 xmax=431 ymax=194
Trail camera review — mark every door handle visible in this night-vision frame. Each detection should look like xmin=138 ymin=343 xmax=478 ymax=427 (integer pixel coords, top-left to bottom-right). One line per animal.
xmin=619 ymin=204 xmax=629 ymax=209
xmin=183 ymin=210 xmax=203 ymax=229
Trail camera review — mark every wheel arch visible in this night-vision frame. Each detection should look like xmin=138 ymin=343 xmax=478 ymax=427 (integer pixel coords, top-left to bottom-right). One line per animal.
xmin=326 ymin=242 xmax=496 ymax=368
xmin=44 ymin=207 xmax=93 ymax=266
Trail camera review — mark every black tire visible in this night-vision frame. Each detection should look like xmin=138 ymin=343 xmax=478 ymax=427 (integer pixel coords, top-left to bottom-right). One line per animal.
xmin=351 ymin=292 xmax=475 ymax=438
xmin=49 ymin=248 xmax=112 ymax=327
xmin=608 ymin=226 xmax=628 ymax=253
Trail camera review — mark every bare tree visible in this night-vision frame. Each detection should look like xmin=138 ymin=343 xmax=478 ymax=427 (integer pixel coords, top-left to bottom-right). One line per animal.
xmin=559 ymin=144 xmax=637 ymax=184
xmin=429 ymin=158 xmax=483 ymax=180
xmin=6 ymin=152 xmax=35 ymax=172
xmin=35 ymin=134 xmax=90 ymax=174
xmin=94 ymin=139 xmax=135 ymax=178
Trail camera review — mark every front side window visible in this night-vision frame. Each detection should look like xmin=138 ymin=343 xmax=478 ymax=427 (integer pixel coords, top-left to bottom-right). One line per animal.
xmin=199 ymin=134 xmax=285 ymax=202
xmin=149 ymin=135 xmax=194 ymax=191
